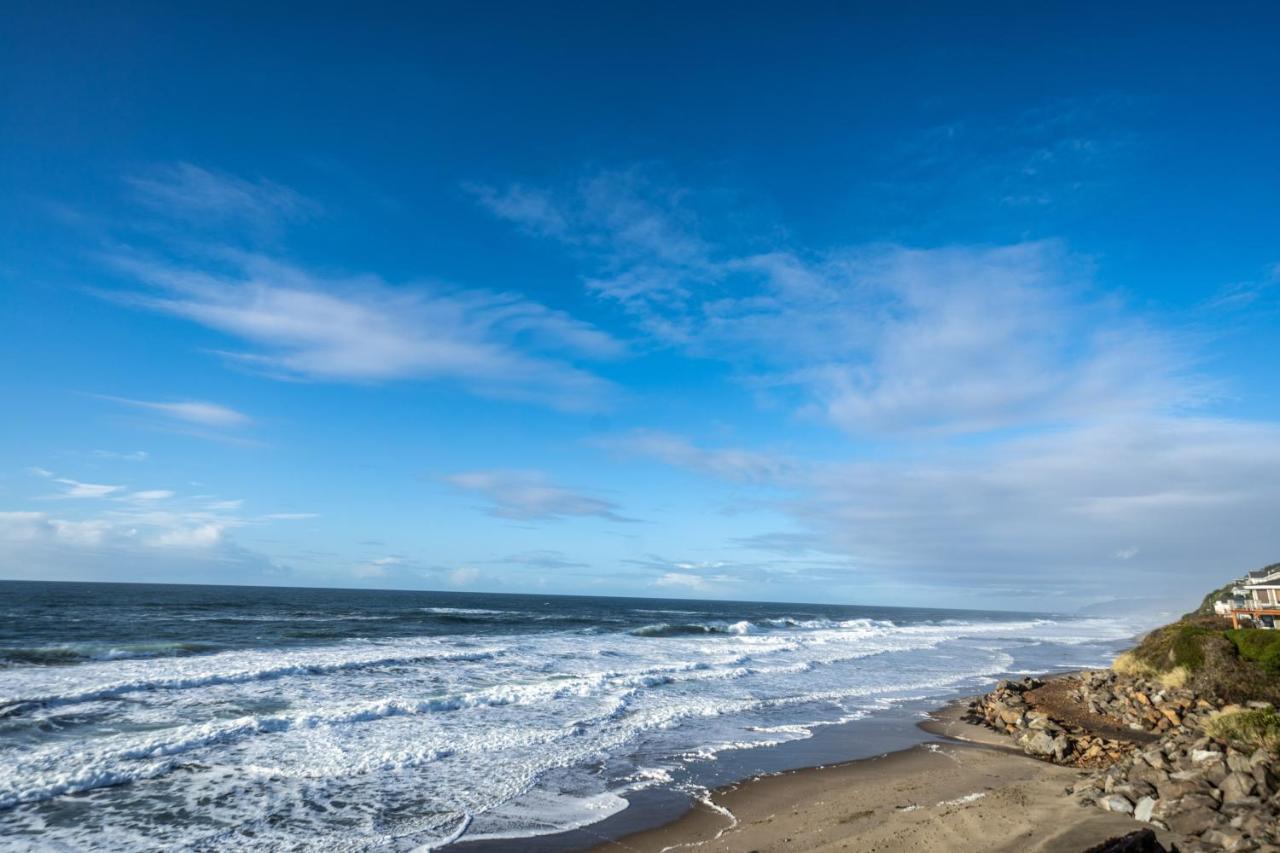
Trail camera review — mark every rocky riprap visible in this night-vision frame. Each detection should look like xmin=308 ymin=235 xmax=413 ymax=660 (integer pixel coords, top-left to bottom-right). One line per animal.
xmin=967 ymin=671 xmax=1280 ymax=852
xmin=965 ymin=674 xmax=1139 ymax=767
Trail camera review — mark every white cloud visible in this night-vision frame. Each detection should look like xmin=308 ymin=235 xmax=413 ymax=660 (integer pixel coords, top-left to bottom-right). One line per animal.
xmin=595 ymin=430 xmax=795 ymax=483
xmin=105 ymin=251 xmax=621 ymax=412
xmin=148 ymin=522 xmax=226 ymax=549
xmin=762 ymin=244 xmax=1192 ymax=434
xmin=476 ymin=172 xmax=1197 ymax=437
xmin=355 ymin=556 xmax=401 ymax=579
xmin=1 ymin=474 xmax=314 ymax=574
xmin=653 ymin=572 xmax=710 ymax=591
xmin=495 ymin=550 xmax=590 ymax=570
xmin=0 ymin=507 xmax=286 ymax=585
xmin=91 ymin=450 xmax=150 ymax=462
xmin=98 ymin=396 xmax=252 ymax=428
xmin=126 ymin=490 xmax=175 ymax=502
xmin=445 ymin=470 xmax=633 ymax=522
xmin=126 ymin=162 xmax=318 ymax=229
xmin=589 ymin=415 xmax=1280 ymax=606
xmin=49 ymin=478 xmax=123 ymax=499
xmin=448 ymin=567 xmax=482 ymax=587
xmin=791 ymin=417 xmax=1280 ymax=603
xmin=472 ymin=169 xmax=714 ymax=331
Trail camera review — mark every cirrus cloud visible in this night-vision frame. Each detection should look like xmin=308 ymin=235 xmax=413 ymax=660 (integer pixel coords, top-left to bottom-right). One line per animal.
xmin=445 ymin=470 xmax=635 ymax=522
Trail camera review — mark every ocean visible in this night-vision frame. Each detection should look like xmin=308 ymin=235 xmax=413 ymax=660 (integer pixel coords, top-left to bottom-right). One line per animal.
xmin=0 ymin=581 xmax=1141 ymax=851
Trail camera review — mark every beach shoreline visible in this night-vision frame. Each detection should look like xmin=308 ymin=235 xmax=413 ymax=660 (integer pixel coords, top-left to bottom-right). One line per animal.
xmin=590 ymin=693 xmax=1170 ymax=853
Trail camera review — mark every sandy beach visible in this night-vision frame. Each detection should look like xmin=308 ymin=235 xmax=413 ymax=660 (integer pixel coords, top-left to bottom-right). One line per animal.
xmin=597 ymin=702 xmax=1170 ymax=853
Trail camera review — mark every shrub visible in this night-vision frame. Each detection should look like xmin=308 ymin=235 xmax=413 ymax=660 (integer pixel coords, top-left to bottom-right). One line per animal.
xmin=1205 ymin=708 xmax=1280 ymax=752
xmin=1228 ymin=629 xmax=1280 ymax=674
xmin=1128 ymin=619 xmax=1222 ymax=673
xmin=1191 ymin=635 xmax=1280 ymax=705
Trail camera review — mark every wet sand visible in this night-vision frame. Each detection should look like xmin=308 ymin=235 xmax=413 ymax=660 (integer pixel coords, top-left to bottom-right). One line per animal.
xmin=595 ymin=703 xmax=1169 ymax=853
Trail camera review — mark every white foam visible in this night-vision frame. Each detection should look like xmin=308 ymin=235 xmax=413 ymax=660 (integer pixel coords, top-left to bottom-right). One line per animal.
xmin=0 ymin=611 xmax=1130 ymax=850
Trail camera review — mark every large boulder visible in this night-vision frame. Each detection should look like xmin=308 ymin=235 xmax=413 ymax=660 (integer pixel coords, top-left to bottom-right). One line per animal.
xmin=1018 ymin=730 xmax=1057 ymax=756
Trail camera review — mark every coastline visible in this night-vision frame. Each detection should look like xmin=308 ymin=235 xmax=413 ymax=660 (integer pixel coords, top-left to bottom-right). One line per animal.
xmin=591 ymin=699 xmax=1166 ymax=852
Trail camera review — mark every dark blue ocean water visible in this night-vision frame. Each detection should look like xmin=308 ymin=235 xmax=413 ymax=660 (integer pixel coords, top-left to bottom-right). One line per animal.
xmin=0 ymin=581 xmax=1139 ymax=851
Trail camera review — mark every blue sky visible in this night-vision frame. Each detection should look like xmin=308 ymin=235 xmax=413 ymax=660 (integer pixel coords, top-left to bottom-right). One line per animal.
xmin=2 ymin=2 xmax=1278 ymax=610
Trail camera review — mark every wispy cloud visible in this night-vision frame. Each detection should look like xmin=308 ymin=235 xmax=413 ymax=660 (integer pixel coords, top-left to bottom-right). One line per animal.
xmin=103 ymin=249 xmax=622 ymax=412
xmin=475 ymin=171 xmax=1195 ymax=436
xmin=0 ymin=474 xmax=313 ymax=588
xmin=495 ymin=550 xmax=590 ymax=570
xmin=98 ymin=396 xmax=252 ymax=428
xmin=886 ymin=96 xmax=1138 ymax=211
xmin=594 ymin=430 xmax=795 ymax=483
xmin=642 ymin=417 xmax=1280 ymax=604
xmin=471 ymin=169 xmax=715 ymax=336
xmin=1204 ymin=263 xmax=1279 ymax=313
xmin=47 ymin=478 xmax=124 ymax=499
xmin=124 ymin=489 xmax=175 ymax=502
xmin=91 ymin=450 xmax=150 ymax=462
xmin=445 ymin=470 xmax=634 ymax=522
xmin=354 ymin=556 xmax=402 ymax=579
xmin=126 ymin=162 xmax=318 ymax=231
xmin=652 ymin=572 xmax=710 ymax=591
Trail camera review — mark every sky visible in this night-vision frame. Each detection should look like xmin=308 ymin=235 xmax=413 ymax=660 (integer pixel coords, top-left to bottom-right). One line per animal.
xmin=2 ymin=2 xmax=1278 ymax=611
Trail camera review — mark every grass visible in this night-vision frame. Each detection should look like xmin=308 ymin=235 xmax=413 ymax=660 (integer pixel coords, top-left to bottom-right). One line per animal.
xmin=1112 ymin=651 xmax=1156 ymax=677
xmin=1113 ymin=651 xmax=1191 ymax=688
xmin=1158 ymin=667 xmax=1190 ymax=689
xmin=1127 ymin=619 xmax=1223 ymax=673
xmin=1228 ymin=629 xmax=1280 ymax=674
xmin=1205 ymin=708 xmax=1280 ymax=752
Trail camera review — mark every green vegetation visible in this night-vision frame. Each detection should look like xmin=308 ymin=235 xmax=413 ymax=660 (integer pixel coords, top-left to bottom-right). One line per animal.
xmin=1113 ymin=599 xmax=1280 ymax=704
xmin=1228 ymin=629 xmax=1280 ymax=674
xmin=1193 ymin=579 xmax=1241 ymax=617
xmin=1126 ymin=618 xmax=1223 ymax=673
xmin=1205 ymin=708 xmax=1280 ymax=752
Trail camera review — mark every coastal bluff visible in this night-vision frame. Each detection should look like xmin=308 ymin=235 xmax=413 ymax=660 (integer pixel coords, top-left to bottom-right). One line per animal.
xmin=967 ymin=604 xmax=1280 ymax=851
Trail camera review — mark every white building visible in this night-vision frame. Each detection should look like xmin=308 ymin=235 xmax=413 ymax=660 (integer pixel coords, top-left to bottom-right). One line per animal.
xmin=1242 ymin=564 xmax=1280 ymax=606
xmin=1229 ymin=563 xmax=1280 ymax=628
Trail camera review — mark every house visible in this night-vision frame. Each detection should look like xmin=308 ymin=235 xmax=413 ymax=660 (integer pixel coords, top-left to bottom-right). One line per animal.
xmin=1227 ymin=563 xmax=1280 ymax=629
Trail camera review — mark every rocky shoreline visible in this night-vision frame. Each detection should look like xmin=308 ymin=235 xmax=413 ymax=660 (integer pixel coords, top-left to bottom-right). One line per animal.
xmin=967 ymin=671 xmax=1279 ymax=851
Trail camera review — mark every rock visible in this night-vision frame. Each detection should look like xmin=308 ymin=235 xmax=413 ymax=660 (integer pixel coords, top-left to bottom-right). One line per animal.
xmin=1201 ymin=828 xmax=1248 ymax=850
xmin=1143 ymin=750 xmax=1171 ymax=771
xmin=1251 ymin=762 xmax=1275 ymax=796
xmin=1192 ymin=749 xmax=1222 ymax=763
xmin=1129 ymin=764 xmax=1165 ymax=787
xmin=1228 ymin=754 xmax=1254 ymax=774
xmin=1166 ymin=806 xmax=1222 ymax=835
xmin=1158 ymin=777 xmax=1211 ymax=800
xmin=1178 ymin=793 xmax=1221 ymax=813
xmin=1204 ymin=759 xmax=1231 ymax=785
xmin=1220 ymin=772 xmax=1258 ymax=803
xmin=1134 ymin=795 xmax=1158 ymax=822
xmin=1099 ymin=794 xmax=1135 ymax=814
xmin=1018 ymin=730 xmax=1057 ymax=757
